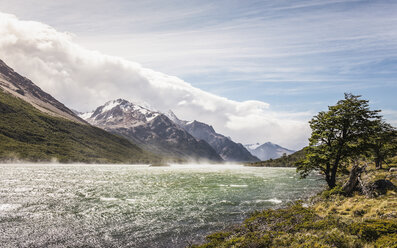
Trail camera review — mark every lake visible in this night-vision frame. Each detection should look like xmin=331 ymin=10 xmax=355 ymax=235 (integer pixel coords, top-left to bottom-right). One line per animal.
xmin=0 ymin=164 xmax=324 ymax=247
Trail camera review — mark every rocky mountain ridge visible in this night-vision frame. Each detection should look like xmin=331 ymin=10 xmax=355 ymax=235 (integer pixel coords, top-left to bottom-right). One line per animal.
xmin=80 ymin=100 xmax=223 ymax=162
xmin=167 ymin=111 xmax=259 ymax=162
xmin=245 ymin=142 xmax=295 ymax=161
xmin=0 ymin=59 xmax=84 ymax=124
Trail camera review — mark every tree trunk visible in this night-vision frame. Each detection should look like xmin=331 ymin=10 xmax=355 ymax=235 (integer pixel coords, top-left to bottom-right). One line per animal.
xmin=374 ymin=147 xmax=382 ymax=169
xmin=342 ymin=163 xmax=367 ymax=195
xmin=329 ymin=156 xmax=340 ymax=189
xmin=325 ymin=162 xmax=331 ymax=188
xmin=375 ymin=157 xmax=382 ymax=169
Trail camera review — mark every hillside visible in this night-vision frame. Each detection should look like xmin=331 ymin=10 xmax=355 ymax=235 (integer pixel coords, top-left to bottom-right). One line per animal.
xmin=167 ymin=111 xmax=259 ymax=162
xmin=0 ymin=59 xmax=84 ymax=124
xmin=246 ymin=149 xmax=305 ymax=167
xmin=0 ymin=89 xmax=157 ymax=163
xmin=80 ymin=99 xmax=222 ymax=162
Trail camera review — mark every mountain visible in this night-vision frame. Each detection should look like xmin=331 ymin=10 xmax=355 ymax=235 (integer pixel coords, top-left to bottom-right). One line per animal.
xmin=0 ymin=59 xmax=84 ymax=124
xmin=80 ymin=99 xmax=223 ymax=162
xmin=0 ymin=60 xmax=156 ymax=163
xmin=246 ymin=149 xmax=305 ymax=167
xmin=245 ymin=142 xmax=295 ymax=161
xmin=167 ymin=111 xmax=259 ymax=162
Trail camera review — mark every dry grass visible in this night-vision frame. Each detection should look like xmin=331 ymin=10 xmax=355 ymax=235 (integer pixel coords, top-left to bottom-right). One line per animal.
xmin=314 ymin=191 xmax=397 ymax=220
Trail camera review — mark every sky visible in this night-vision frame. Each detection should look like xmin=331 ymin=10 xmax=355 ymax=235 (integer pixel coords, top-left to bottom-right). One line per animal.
xmin=0 ymin=0 xmax=396 ymax=150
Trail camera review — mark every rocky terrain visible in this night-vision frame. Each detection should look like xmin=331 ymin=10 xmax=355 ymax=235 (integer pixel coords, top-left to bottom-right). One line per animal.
xmin=167 ymin=111 xmax=259 ymax=162
xmin=80 ymin=100 xmax=222 ymax=162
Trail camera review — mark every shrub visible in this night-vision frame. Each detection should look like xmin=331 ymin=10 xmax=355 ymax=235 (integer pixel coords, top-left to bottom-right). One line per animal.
xmin=349 ymin=219 xmax=397 ymax=241
xmin=374 ymin=233 xmax=397 ymax=248
xmin=321 ymin=186 xmax=344 ymax=199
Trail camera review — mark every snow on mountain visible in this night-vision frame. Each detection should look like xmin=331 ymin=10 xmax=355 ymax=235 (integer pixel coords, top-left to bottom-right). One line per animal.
xmin=80 ymin=99 xmax=161 ymax=127
xmin=80 ymin=99 xmax=222 ymax=162
xmin=244 ymin=143 xmax=262 ymax=150
xmin=244 ymin=142 xmax=295 ymax=161
xmin=167 ymin=111 xmax=259 ymax=162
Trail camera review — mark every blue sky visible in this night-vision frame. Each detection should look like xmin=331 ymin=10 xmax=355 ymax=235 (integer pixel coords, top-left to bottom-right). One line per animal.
xmin=0 ymin=0 xmax=396 ymax=148
xmin=1 ymin=0 xmax=396 ymax=118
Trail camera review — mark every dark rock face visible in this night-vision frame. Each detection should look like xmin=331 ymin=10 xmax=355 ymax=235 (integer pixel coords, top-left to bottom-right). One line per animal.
xmin=81 ymin=100 xmax=222 ymax=162
xmin=0 ymin=59 xmax=84 ymax=123
xmin=183 ymin=121 xmax=259 ymax=162
xmin=245 ymin=142 xmax=295 ymax=161
xmin=167 ymin=112 xmax=259 ymax=162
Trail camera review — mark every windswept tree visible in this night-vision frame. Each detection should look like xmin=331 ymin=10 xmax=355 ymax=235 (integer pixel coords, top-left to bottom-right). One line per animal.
xmin=368 ymin=121 xmax=397 ymax=169
xmin=296 ymin=93 xmax=381 ymax=189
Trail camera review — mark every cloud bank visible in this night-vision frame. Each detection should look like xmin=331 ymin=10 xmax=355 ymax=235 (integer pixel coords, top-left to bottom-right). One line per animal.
xmin=0 ymin=12 xmax=310 ymax=150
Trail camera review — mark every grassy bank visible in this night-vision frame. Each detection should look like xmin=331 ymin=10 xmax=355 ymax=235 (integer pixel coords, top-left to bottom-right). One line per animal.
xmin=0 ymin=89 xmax=159 ymax=163
xmin=192 ymin=164 xmax=397 ymax=248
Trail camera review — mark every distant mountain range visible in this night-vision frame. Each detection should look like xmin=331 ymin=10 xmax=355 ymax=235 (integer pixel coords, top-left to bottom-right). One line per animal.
xmin=79 ymin=100 xmax=260 ymax=162
xmin=246 ymin=149 xmax=305 ymax=167
xmin=0 ymin=59 xmax=155 ymax=163
xmin=0 ymin=58 xmax=295 ymax=164
xmin=167 ymin=111 xmax=259 ymax=162
xmin=244 ymin=142 xmax=295 ymax=161
xmin=79 ymin=99 xmax=222 ymax=162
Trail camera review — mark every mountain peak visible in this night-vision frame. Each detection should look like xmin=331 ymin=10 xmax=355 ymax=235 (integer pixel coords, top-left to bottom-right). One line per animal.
xmin=179 ymin=119 xmax=259 ymax=162
xmin=80 ymin=100 xmax=222 ymax=162
xmin=102 ymin=98 xmax=129 ymax=111
xmin=245 ymin=142 xmax=295 ymax=161
xmin=166 ymin=110 xmax=180 ymax=122
xmin=80 ymin=98 xmax=161 ymax=126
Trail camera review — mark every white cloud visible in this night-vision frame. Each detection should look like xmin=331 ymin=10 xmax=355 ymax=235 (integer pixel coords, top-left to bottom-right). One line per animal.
xmin=0 ymin=12 xmax=310 ymax=150
xmin=382 ymin=110 xmax=397 ymax=127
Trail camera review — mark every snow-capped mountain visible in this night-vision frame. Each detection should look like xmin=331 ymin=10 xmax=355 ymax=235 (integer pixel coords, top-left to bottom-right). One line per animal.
xmin=244 ymin=142 xmax=295 ymax=161
xmin=82 ymin=99 xmax=161 ymax=127
xmin=167 ymin=111 xmax=259 ymax=162
xmin=80 ymin=99 xmax=222 ymax=162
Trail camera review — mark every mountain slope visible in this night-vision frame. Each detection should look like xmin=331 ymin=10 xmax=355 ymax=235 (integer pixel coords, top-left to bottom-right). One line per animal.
xmin=0 ymin=59 xmax=84 ymax=124
xmin=0 ymin=89 xmax=156 ymax=163
xmin=168 ymin=111 xmax=259 ymax=162
xmin=245 ymin=142 xmax=295 ymax=161
xmin=246 ymin=149 xmax=305 ymax=167
xmin=80 ymin=99 xmax=223 ymax=162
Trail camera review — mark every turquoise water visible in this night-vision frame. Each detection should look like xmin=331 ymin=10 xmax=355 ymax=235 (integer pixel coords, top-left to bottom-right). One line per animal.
xmin=0 ymin=164 xmax=324 ymax=247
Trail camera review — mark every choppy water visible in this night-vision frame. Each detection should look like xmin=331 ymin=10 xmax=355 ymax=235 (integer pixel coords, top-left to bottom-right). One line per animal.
xmin=0 ymin=164 xmax=324 ymax=247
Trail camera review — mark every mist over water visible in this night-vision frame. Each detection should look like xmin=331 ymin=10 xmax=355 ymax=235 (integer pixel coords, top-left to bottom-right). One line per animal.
xmin=0 ymin=164 xmax=324 ymax=247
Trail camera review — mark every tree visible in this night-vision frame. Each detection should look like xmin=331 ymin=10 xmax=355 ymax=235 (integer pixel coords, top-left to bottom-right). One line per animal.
xmin=368 ymin=121 xmax=397 ymax=169
xmin=296 ymin=93 xmax=381 ymax=189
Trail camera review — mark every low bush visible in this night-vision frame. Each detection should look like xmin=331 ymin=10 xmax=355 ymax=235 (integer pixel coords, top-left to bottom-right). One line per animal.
xmin=349 ymin=219 xmax=397 ymax=241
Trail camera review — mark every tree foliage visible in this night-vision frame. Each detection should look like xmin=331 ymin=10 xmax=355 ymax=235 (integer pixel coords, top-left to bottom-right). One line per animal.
xmin=296 ymin=93 xmax=382 ymax=189
xmin=368 ymin=121 xmax=397 ymax=169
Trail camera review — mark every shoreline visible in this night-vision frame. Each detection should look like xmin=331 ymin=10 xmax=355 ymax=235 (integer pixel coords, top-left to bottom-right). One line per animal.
xmin=191 ymin=165 xmax=397 ymax=247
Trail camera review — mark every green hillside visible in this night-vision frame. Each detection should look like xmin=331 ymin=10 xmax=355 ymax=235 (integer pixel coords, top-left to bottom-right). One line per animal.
xmin=0 ymin=89 xmax=158 ymax=163
xmin=245 ymin=149 xmax=305 ymax=167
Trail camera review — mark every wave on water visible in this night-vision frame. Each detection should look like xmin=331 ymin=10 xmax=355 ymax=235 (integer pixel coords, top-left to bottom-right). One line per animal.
xmin=100 ymin=197 xmax=119 ymax=201
xmin=0 ymin=204 xmax=21 ymax=211
xmin=0 ymin=164 xmax=323 ymax=248
xmin=230 ymin=184 xmax=248 ymax=188
xmin=262 ymin=198 xmax=282 ymax=204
